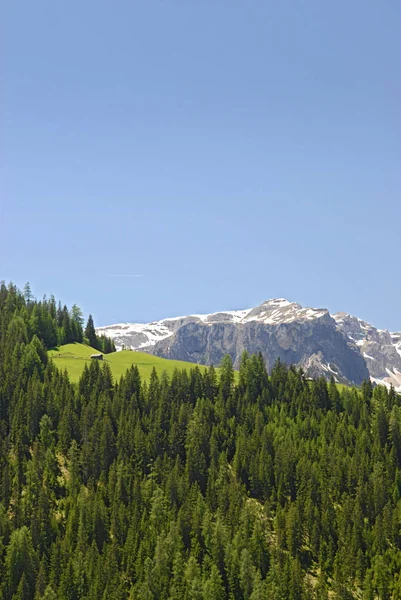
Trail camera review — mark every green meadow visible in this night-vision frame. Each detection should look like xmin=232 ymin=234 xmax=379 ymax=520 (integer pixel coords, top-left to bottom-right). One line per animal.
xmin=48 ymin=343 xmax=212 ymax=383
xmin=48 ymin=344 xmax=352 ymax=391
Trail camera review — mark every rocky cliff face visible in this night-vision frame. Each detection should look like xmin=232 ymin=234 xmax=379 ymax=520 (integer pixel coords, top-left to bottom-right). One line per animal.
xmin=333 ymin=313 xmax=401 ymax=390
xmin=150 ymin=306 xmax=368 ymax=385
xmin=98 ymin=298 xmax=400 ymax=387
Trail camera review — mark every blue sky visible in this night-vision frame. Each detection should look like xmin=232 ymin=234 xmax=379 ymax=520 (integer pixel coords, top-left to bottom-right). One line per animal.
xmin=3 ymin=1 xmax=401 ymax=330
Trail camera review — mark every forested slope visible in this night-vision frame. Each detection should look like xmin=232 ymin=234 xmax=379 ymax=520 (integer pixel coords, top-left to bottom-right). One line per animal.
xmin=1 ymin=282 xmax=401 ymax=599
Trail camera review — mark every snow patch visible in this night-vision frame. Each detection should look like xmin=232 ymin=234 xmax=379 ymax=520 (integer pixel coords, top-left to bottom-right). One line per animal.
xmin=371 ymin=376 xmax=392 ymax=389
xmin=96 ymin=321 xmax=175 ymax=350
xmin=96 ymin=298 xmax=330 ymax=351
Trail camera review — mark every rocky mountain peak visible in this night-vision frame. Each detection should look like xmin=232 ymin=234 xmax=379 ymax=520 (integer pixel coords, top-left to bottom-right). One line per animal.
xmin=97 ymin=300 xmax=400 ymax=390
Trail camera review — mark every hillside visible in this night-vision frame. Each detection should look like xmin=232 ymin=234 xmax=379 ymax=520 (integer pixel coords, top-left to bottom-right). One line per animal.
xmin=2 ymin=282 xmax=401 ymax=598
xmin=48 ymin=343 xmax=212 ymax=383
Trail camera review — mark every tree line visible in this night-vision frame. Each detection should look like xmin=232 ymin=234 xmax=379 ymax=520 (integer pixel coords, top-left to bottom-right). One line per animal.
xmin=16 ymin=282 xmax=116 ymax=353
xmin=0 ymin=281 xmax=401 ymax=599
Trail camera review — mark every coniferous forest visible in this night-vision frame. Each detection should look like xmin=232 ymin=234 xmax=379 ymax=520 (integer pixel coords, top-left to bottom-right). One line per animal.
xmin=1 ymin=281 xmax=401 ymax=599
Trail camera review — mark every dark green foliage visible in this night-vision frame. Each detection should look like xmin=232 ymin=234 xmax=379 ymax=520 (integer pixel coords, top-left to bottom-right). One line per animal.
xmin=1 ymin=281 xmax=401 ymax=598
xmin=84 ymin=314 xmax=116 ymax=354
xmin=0 ymin=282 xmax=114 ymax=353
xmin=84 ymin=314 xmax=97 ymax=349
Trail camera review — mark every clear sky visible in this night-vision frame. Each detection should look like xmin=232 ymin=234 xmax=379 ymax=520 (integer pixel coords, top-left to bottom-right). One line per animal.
xmin=2 ymin=1 xmax=401 ymax=331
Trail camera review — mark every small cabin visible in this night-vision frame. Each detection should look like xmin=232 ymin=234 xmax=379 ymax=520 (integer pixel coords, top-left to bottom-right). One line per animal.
xmin=91 ymin=354 xmax=103 ymax=360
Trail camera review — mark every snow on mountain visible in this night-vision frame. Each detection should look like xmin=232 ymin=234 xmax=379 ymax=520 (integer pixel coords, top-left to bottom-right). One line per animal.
xmin=333 ymin=313 xmax=401 ymax=392
xmin=97 ymin=299 xmax=400 ymax=391
xmin=96 ymin=299 xmax=328 ymax=350
xmin=95 ymin=319 xmax=182 ymax=351
xmin=392 ymin=332 xmax=401 ymax=359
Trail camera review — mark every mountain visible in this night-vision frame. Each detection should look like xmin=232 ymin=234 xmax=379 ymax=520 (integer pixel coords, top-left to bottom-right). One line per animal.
xmin=97 ymin=298 xmax=399 ymax=389
xmin=333 ymin=312 xmax=401 ymax=390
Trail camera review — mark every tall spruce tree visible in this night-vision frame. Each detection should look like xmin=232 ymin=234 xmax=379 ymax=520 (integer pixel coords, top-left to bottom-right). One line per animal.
xmin=84 ymin=314 xmax=97 ymax=348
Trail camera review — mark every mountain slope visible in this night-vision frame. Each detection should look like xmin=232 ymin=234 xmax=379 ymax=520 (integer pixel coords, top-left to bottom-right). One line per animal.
xmin=96 ymin=298 xmax=400 ymax=387
xmin=149 ymin=303 xmax=369 ymax=386
xmin=333 ymin=313 xmax=401 ymax=390
xmin=48 ymin=343 xmax=213 ymax=383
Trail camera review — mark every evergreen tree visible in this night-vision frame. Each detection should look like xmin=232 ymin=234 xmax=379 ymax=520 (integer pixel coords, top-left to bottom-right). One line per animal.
xmin=84 ymin=314 xmax=97 ymax=348
xmin=23 ymin=282 xmax=33 ymax=304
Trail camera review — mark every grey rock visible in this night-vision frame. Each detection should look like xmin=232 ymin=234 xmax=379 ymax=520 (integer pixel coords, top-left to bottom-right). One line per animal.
xmin=97 ymin=298 xmax=400 ymax=389
xmin=151 ymin=309 xmax=368 ymax=385
xmin=333 ymin=313 xmax=401 ymax=389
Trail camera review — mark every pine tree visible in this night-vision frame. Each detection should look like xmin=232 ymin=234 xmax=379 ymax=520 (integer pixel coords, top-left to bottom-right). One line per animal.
xmin=4 ymin=526 xmax=38 ymax=599
xmin=23 ymin=282 xmax=33 ymax=304
xmin=85 ymin=314 xmax=97 ymax=348
xmin=203 ymin=564 xmax=225 ymax=600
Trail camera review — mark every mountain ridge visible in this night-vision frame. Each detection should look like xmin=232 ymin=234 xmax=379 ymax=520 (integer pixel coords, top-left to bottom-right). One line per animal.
xmin=96 ymin=298 xmax=401 ymax=390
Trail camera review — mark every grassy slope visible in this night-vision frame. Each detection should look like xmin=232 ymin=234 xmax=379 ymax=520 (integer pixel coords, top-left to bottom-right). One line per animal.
xmin=48 ymin=343 xmax=211 ymax=383
xmin=48 ymin=344 xmax=352 ymax=390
